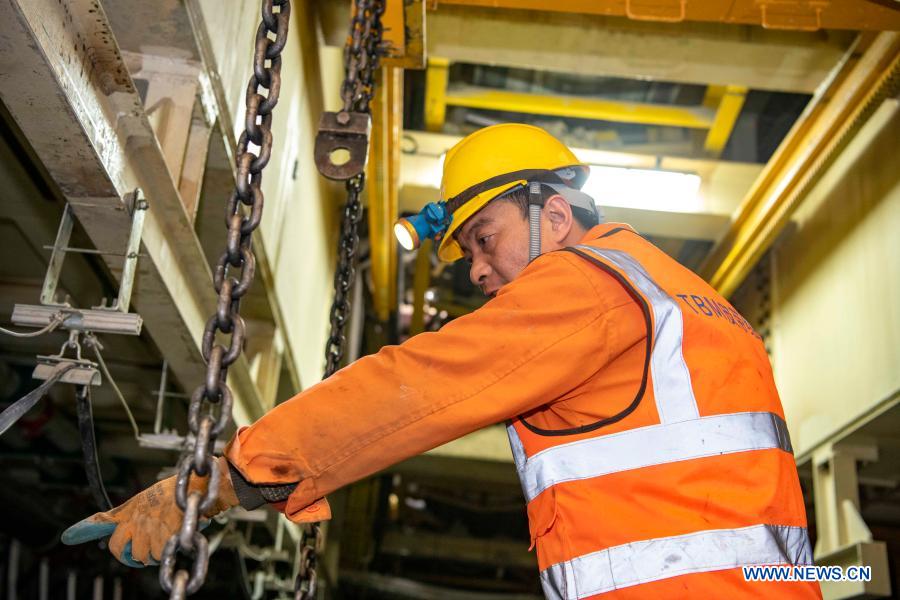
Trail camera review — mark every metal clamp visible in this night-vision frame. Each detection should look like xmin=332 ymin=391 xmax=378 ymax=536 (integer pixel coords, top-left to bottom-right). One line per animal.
xmin=32 ymin=331 xmax=101 ymax=387
xmin=12 ymin=304 xmax=142 ymax=336
xmin=314 ymin=111 xmax=372 ymax=180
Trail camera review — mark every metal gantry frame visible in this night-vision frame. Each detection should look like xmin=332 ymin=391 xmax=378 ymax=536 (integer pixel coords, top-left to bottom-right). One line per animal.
xmin=701 ymin=32 xmax=900 ymax=297
xmin=422 ymin=57 xmax=749 ymax=156
xmin=702 ymin=84 xmax=748 ymax=156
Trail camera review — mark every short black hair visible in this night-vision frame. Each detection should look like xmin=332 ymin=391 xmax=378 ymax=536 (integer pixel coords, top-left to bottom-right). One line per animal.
xmin=495 ymin=185 xmax=599 ymax=230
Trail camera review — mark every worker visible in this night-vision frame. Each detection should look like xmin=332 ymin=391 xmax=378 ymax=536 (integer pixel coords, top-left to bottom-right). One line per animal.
xmin=63 ymin=124 xmax=820 ymax=598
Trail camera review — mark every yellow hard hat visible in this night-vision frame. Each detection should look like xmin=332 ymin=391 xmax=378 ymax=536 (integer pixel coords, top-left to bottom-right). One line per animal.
xmin=437 ymin=124 xmax=587 ymax=262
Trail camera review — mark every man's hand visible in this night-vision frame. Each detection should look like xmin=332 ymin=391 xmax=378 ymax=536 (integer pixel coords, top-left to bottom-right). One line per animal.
xmin=61 ymin=456 xmax=239 ymax=567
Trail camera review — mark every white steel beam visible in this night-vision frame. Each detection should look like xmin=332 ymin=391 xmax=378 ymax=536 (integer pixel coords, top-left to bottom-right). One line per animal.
xmin=0 ymin=0 xmax=263 ymax=423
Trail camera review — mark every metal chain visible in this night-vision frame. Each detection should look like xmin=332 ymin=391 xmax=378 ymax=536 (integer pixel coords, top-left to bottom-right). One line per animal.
xmin=339 ymin=0 xmax=385 ymax=115
xmin=159 ymin=1 xmax=291 ymax=598
xmin=324 ymin=177 xmax=365 ymax=375
xmin=296 ymin=1 xmax=385 ymax=598
xmin=325 ymin=0 xmax=385 ymax=377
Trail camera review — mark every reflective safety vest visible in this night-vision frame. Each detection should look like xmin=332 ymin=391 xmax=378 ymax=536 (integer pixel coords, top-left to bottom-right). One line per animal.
xmin=507 ymin=225 xmax=820 ymax=599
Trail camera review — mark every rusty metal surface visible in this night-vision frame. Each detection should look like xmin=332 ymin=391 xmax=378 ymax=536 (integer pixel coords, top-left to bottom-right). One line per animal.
xmin=382 ymin=0 xmax=426 ymax=69
xmin=158 ymin=0 xmax=292 ymax=595
xmin=314 ymin=111 xmax=373 ymax=180
xmin=0 ymin=0 xmax=264 ymax=425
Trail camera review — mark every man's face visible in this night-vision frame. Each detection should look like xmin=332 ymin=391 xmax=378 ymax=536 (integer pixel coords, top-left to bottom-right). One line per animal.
xmin=455 ymin=200 xmax=530 ymax=298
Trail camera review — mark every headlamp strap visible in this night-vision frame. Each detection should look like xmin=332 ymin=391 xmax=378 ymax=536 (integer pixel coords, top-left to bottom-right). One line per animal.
xmin=528 ymin=181 xmax=546 ymax=207
xmin=528 ymin=181 xmax=543 ymax=263
xmin=446 ymin=168 xmax=565 ymax=215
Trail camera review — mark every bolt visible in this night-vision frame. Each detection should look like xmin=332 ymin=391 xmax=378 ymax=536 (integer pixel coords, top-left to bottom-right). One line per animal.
xmin=336 ymin=111 xmax=350 ymax=125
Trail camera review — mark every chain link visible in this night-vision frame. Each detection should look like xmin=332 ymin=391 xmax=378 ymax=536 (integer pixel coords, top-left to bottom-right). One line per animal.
xmin=296 ymin=0 xmax=384 ymax=597
xmin=159 ymin=1 xmax=291 ymax=597
xmin=339 ymin=0 xmax=386 ymax=115
xmin=324 ymin=176 xmax=365 ymax=375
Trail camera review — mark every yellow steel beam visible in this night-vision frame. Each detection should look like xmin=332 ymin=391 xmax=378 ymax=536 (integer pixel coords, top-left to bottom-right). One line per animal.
xmin=381 ymin=0 xmax=426 ymax=69
xmin=380 ymin=0 xmax=405 ymax=58
xmin=702 ymin=85 xmax=726 ymax=109
xmin=704 ymin=85 xmax=748 ymax=155
xmin=426 ymin=7 xmax=852 ymax=94
xmin=445 ymin=85 xmax=716 ymax=129
xmin=424 ymin=57 xmax=450 ymax=132
xmin=409 ymin=239 xmax=433 ymax=336
xmin=368 ymin=66 xmax=404 ymax=321
xmin=701 ymin=32 xmax=900 ymax=297
xmin=435 ymin=0 xmax=900 ymax=30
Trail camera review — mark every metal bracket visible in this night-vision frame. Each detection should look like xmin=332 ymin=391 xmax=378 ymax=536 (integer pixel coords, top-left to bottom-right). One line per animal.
xmin=40 ymin=203 xmax=75 ymax=307
xmin=314 ymin=111 xmax=371 ymax=180
xmin=812 ymin=442 xmax=891 ymax=598
xmin=103 ymin=188 xmax=148 ymax=313
xmin=40 ymin=190 xmax=148 ymax=313
xmin=15 ymin=190 xmax=146 ymax=338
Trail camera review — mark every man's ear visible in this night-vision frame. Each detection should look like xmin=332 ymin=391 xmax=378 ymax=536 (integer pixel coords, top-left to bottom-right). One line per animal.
xmin=544 ymin=194 xmax=573 ymax=242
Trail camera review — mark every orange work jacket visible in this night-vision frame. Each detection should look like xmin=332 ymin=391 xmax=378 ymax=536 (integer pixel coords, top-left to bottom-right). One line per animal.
xmin=225 ymin=223 xmax=819 ymax=598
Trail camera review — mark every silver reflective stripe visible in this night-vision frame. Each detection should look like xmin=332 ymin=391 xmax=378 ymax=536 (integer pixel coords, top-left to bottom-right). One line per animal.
xmin=574 ymin=245 xmax=699 ymax=424
xmin=541 ymin=524 xmax=813 ymax=599
xmin=520 ymin=411 xmax=792 ymax=502
xmin=507 ymin=422 xmax=527 ymax=471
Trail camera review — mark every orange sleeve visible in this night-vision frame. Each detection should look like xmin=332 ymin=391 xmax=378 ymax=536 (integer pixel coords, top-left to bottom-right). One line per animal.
xmin=225 ymin=250 xmax=642 ymax=522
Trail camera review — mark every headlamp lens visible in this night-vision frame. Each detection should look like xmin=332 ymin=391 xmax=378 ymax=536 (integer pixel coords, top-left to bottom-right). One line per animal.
xmin=393 ymin=202 xmax=449 ymax=252
xmin=394 ymin=220 xmax=418 ymax=251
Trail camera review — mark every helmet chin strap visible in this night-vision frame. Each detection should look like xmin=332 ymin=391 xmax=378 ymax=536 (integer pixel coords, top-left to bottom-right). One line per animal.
xmin=528 ymin=181 xmax=544 ymax=263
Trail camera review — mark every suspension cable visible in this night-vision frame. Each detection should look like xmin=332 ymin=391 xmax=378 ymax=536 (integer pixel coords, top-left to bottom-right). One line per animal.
xmin=0 ymin=312 xmax=65 ymax=338
xmin=83 ymin=333 xmax=141 ymax=441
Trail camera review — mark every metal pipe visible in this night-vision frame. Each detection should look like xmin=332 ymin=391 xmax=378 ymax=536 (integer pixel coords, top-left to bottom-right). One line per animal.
xmin=445 ymin=86 xmax=716 ymax=129
xmin=66 ymin=571 xmax=76 ymax=600
xmin=6 ymin=539 xmax=19 ymax=600
xmin=346 ymin=269 xmax=365 ymax=363
xmin=367 ymin=66 xmax=403 ymax=322
xmin=41 ymin=246 xmax=144 ymax=258
xmin=38 ymin=558 xmax=49 ymax=600
xmin=92 ymin=576 xmax=103 ymax=600
xmin=155 ymin=360 xmax=168 ymax=434
xmin=409 ymin=240 xmax=433 ymax=336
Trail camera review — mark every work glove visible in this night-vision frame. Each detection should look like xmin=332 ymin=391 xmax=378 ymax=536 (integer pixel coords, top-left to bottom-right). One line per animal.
xmin=61 ymin=456 xmax=239 ymax=567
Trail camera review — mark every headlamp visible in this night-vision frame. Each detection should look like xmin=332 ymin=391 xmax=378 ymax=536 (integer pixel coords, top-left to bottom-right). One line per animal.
xmin=393 ymin=201 xmax=450 ymax=251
